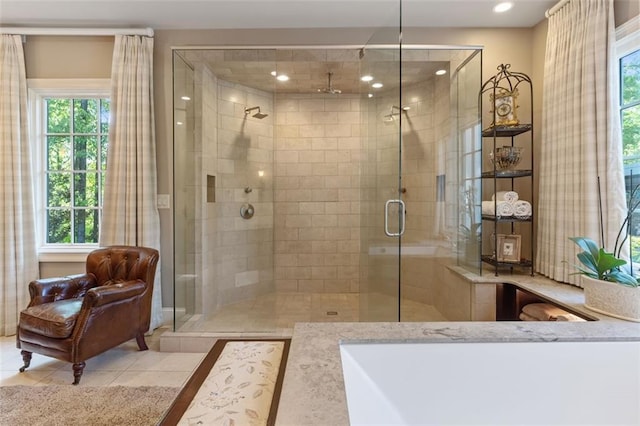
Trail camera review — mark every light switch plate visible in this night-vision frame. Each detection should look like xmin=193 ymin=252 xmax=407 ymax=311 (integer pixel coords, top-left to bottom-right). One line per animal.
xmin=157 ymin=194 xmax=170 ymax=209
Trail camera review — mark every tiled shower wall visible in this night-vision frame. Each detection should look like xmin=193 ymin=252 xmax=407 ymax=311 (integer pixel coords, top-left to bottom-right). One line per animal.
xmin=195 ymin=68 xmax=275 ymax=315
xmin=213 ymin=80 xmax=275 ymax=308
xmin=191 ymin=64 xmax=459 ymax=314
xmin=273 ymin=95 xmax=362 ymax=294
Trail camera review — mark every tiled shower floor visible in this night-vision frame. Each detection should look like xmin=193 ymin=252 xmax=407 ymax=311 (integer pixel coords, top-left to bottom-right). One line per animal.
xmin=175 ymin=292 xmax=448 ymax=334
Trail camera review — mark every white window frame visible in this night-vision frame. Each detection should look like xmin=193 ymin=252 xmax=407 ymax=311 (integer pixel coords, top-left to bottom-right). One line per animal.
xmin=616 ymin=16 xmax=640 ymax=267
xmin=617 ymin=16 xmax=640 ymax=134
xmin=28 ymin=79 xmax=110 ymax=262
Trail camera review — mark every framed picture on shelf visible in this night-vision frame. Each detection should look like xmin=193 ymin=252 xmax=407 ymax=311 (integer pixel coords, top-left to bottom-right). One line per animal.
xmin=497 ymin=234 xmax=521 ymax=263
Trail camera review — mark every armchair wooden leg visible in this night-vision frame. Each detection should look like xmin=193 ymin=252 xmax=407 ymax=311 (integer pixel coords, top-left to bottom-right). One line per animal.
xmin=72 ymin=362 xmax=86 ymax=385
xmin=136 ymin=332 xmax=149 ymax=351
xmin=19 ymin=350 xmax=32 ymax=372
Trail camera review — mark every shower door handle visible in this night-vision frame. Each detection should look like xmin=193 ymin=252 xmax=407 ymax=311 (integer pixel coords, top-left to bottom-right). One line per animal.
xmin=384 ymin=199 xmax=405 ymax=237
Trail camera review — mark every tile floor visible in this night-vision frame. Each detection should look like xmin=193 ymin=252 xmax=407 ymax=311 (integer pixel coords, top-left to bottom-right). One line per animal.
xmin=0 ymin=327 xmax=205 ymax=387
xmin=1 ymin=292 xmax=447 ymax=387
xmin=176 ymin=291 xmax=447 ymax=334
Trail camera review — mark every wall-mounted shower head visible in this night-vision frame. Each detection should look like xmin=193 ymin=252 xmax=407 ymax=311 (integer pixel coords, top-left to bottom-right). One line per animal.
xmin=384 ymin=105 xmax=411 ymax=122
xmin=392 ymin=105 xmax=411 ymax=113
xmin=245 ymin=106 xmax=268 ymax=119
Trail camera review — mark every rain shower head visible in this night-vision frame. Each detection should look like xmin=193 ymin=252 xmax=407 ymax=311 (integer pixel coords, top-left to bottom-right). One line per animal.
xmin=317 ymin=72 xmax=342 ymax=94
xmin=245 ymin=106 xmax=268 ymax=119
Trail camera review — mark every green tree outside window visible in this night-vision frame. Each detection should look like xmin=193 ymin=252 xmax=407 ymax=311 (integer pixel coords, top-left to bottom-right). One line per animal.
xmin=45 ymin=97 xmax=109 ymax=244
xmin=621 ymin=49 xmax=640 ymax=263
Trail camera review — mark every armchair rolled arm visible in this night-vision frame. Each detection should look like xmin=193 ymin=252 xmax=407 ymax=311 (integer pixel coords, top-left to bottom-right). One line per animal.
xmin=84 ymin=280 xmax=146 ymax=308
xmin=28 ymin=274 xmax=97 ymax=306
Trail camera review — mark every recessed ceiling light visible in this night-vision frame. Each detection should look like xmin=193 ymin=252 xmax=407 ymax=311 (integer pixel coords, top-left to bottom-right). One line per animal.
xmin=180 ymin=96 xmax=191 ymax=101
xmin=176 ymin=121 xmax=183 ymax=126
xmin=276 ymin=74 xmax=289 ymax=82
xmin=361 ymin=75 xmax=374 ymax=82
xmin=435 ymin=69 xmax=447 ymax=76
xmin=371 ymin=82 xmax=383 ymax=89
xmin=368 ymin=93 xmax=373 ymax=98
xmin=493 ymin=2 xmax=513 ymax=13
xmin=270 ymin=71 xmax=277 ymax=76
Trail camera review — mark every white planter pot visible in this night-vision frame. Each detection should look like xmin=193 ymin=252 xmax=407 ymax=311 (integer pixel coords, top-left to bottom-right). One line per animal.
xmin=582 ymin=276 xmax=640 ymax=322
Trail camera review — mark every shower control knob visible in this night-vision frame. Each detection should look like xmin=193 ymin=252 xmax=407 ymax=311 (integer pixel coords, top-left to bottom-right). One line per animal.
xmin=240 ymin=203 xmax=255 ymax=219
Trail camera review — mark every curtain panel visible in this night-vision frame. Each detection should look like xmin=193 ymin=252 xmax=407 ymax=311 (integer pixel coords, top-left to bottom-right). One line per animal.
xmin=537 ymin=0 xmax=627 ymax=286
xmin=100 ymin=35 xmax=163 ymax=329
xmin=0 ymin=35 xmax=39 ymax=336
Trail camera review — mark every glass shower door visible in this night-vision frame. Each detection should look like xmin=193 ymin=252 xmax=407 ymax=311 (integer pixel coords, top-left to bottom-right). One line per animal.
xmin=359 ymin=44 xmax=483 ymax=323
xmin=359 ymin=31 xmax=403 ymax=321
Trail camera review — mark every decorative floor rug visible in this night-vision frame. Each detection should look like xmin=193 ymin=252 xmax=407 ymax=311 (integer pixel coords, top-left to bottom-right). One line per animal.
xmin=0 ymin=385 xmax=179 ymax=426
xmin=159 ymin=338 xmax=291 ymax=426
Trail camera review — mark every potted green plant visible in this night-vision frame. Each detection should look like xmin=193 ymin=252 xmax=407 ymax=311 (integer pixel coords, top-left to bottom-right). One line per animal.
xmin=569 ymin=236 xmax=638 ymax=286
xmin=569 ymin=184 xmax=640 ymax=322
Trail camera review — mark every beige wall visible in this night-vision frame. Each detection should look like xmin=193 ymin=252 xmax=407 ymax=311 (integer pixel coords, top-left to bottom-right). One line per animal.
xmin=24 ymin=35 xmax=113 ymax=78
xmin=25 ymin=1 xmax=640 ymax=307
xmin=615 ymin=0 xmax=640 ymax=26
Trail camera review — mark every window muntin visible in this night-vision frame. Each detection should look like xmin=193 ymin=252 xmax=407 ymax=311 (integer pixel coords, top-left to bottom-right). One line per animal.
xmin=621 ymin=49 xmax=640 ymax=168
xmin=43 ymin=97 xmax=109 ymax=244
xmin=618 ymin=23 xmax=640 ymax=263
xmin=29 ymin=80 xmax=110 ymax=254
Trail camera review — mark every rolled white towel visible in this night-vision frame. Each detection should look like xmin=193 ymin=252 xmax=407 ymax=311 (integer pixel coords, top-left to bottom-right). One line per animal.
xmin=503 ymin=191 xmax=519 ymax=203
xmin=513 ymin=200 xmax=532 ymax=218
xmin=496 ymin=202 xmax=515 ymax=217
xmin=492 ymin=191 xmax=519 ymax=203
xmin=482 ymin=201 xmax=514 ymax=217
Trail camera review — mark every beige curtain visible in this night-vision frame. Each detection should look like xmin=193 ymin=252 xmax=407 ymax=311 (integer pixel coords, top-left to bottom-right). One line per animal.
xmin=100 ymin=35 xmax=162 ymax=329
xmin=537 ymin=0 xmax=627 ymax=286
xmin=0 ymin=35 xmax=39 ymax=336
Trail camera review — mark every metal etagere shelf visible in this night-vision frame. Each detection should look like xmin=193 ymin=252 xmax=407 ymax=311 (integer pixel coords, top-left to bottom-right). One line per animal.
xmin=479 ymin=64 xmax=534 ymax=276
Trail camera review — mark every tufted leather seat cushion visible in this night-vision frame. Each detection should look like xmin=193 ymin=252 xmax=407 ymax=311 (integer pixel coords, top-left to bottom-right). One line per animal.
xmin=19 ymin=299 xmax=83 ymax=339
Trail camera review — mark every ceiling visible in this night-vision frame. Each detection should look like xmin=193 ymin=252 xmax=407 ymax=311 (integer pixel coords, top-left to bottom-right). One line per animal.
xmin=0 ymin=0 xmax=556 ymax=30
xmin=1 ymin=0 xmax=554 ymax=95
xmin=179 ymin=47 xmax=468 ymax=94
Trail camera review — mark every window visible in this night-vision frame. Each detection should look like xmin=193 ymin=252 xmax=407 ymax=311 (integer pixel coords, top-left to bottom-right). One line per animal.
xmin=29 ymin=80 xmax=110 ymax=257
xmin=617 ymin=19 xmax=640 ymax=263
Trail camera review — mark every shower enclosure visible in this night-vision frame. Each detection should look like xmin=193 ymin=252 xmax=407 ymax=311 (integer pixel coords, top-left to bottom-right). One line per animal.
xmin=172 ymin=41 xmax=482 ymax=334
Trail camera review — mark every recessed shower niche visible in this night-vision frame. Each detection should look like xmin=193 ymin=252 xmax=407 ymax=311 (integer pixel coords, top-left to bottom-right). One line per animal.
xmin=172 ymin=45 xmax=482 ymax=334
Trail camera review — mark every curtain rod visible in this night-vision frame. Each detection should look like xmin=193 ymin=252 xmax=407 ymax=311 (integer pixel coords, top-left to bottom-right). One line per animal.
xmin=0 ymin=27 xmax=154 ymax=37
xmin=545 ymin=0 xmax=570 ymax=18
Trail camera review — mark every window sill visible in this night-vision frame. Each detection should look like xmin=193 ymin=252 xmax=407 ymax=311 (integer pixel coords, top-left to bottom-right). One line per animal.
xmin=38 ymin=247 xmax=96 ymax=263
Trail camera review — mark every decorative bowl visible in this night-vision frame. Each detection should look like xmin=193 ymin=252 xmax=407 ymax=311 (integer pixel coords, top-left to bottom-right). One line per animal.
xmin=490 ymin=146 xmax=523 ymax=170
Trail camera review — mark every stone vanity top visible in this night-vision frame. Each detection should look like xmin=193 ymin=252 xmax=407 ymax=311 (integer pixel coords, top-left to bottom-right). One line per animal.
xmin=275 ymin=271 xmax=640 ymax=425
xmin=276 ymin=321 xmax=640 ymax=426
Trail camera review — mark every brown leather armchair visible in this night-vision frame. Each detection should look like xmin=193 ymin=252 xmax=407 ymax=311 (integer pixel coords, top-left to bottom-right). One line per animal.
xmin=16 ymin=245 xmax=159 ymax=384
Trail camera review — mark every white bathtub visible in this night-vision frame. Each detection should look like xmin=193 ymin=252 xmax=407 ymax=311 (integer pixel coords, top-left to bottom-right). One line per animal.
xmin=340 ymin=340 xmax=640 ymax=425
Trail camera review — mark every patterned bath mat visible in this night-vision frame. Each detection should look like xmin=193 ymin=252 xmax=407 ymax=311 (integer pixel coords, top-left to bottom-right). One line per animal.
xmin=159 ymin=339 xmax=290 ymax=426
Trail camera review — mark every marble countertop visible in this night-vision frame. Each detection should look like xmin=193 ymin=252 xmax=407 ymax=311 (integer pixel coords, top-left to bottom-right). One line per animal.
xmin=451 ymin=265 xmax=617 ymax=321
xmin=276 ymin=320 xmax=640 ymax=425
xmin=275 ymin=270 xmax=640 ymax=425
